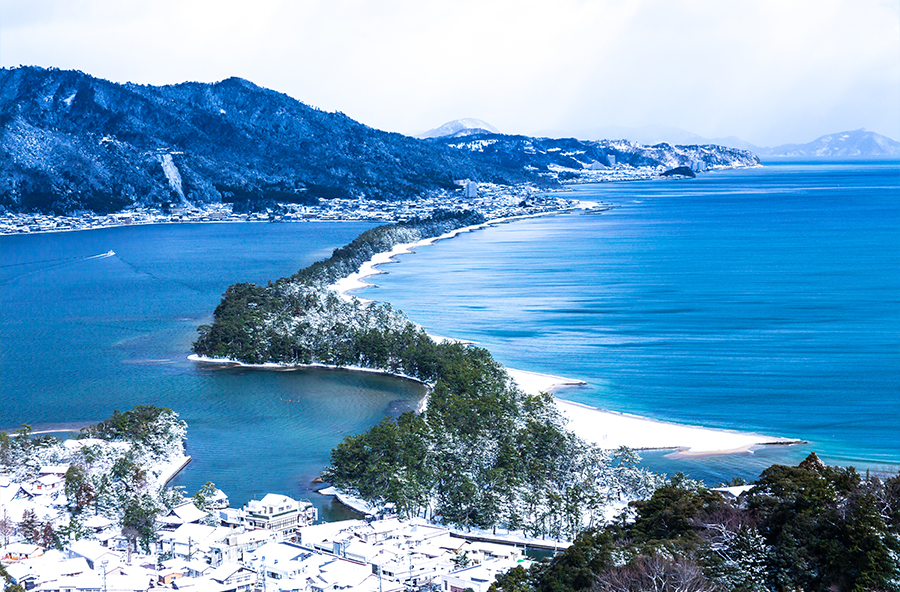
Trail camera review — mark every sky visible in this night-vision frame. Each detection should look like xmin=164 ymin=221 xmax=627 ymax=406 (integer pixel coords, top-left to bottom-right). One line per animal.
xmin=1 ymin=0 xmax=898 ymax=146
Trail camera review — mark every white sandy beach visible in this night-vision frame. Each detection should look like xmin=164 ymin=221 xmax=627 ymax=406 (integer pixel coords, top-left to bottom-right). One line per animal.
xmin=328 ymin=208 xmax=592 ymax=301
xmin=505 ymin=368 xmax=798 ymax=456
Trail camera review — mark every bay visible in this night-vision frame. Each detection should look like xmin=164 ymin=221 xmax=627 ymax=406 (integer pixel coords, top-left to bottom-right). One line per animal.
xmin=0 ymin=221 xmax=427 ymax=518
xmin=2 ymin=161 xmax=897 ymax=511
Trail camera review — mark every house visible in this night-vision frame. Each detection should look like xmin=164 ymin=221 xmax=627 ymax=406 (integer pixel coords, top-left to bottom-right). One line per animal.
xmin=157 ymin=523 xmax=232 ymax=560
xmin=209 ymin=562 xmax=255 ymax=592
xmin=1 ymin=542 xmax=43 ymax=562
xmin=711 ymin=485 xmax=755 ymax=501
xmin=67 ymin=539 xmax=121 ymax=571
xmin=82 ymin=514 xmax=117 ymax=546
xmin=441 ymin=558 xmax=534 ymax=592
xmin=209 ymin=528 xmax=279 ymax=566
xmin=32 ymin=474 xmax=64 ymax=493
xmin=39 ymin=464 xmax=71 ymax=477
xmin=159 ymin=568 xmax=183 ymax=586
xmin=242 ymin=493 xmax=317 ymax=536
xmin=157 ymin=500 xmax=208 ymax=529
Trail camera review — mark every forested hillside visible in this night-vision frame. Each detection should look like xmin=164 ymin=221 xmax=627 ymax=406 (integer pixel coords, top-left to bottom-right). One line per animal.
xmin=494 ymin=453 xmax=899 ymax=592
xmin=1 ymin=66 xmax=759 ymax=215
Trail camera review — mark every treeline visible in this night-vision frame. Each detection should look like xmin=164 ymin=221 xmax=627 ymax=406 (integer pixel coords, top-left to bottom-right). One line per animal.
xmin=492 ymin=453 xmax=900 ymax=592
xmin=324 ymin=339 xmax=659 ymax=538
xmin=193 ymin=211 xmax=661 ymax=537
xmin=0 ymin=405 xmax=189 ymax=554
xmin=193 ymin=210 xmax=483 ymax=363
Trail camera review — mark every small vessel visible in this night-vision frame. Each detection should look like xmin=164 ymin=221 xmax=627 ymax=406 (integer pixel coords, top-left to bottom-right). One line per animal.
xmin=106 ymin=250 xmax=115 ymax=256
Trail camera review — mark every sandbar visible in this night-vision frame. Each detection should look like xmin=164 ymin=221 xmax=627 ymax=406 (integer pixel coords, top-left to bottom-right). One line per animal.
xmin=506 ymin=368 xmax=799 ymax=455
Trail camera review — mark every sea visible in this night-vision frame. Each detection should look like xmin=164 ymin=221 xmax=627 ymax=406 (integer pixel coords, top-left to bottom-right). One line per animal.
xmin=1 ymin=161 xmax=897 ymax=516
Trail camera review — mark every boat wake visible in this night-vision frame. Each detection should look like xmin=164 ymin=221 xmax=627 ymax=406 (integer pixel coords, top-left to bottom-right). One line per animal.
xmin=1 ymin=250 xmax=116 ymax=284
xmin=85 ymin=250 xmax=115 ymax=260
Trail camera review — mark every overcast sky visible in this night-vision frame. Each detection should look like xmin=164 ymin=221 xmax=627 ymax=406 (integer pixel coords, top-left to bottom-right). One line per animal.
xmin=2 ymin=0 xmax=898 ymax=146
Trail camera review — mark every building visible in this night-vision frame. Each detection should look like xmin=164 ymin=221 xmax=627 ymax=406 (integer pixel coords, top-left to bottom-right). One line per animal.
xmin=242 ymin=494 xmax=317 ymax=536
xmin=441 ymin=558 xmax=534 ymax=592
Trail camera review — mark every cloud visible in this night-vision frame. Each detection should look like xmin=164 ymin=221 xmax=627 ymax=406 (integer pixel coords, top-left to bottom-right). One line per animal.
xmin=1 ymin=0 xmax=898 ymax=145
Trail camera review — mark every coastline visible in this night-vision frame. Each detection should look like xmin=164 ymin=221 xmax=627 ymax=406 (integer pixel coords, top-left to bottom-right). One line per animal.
xmin=328 ymin=206 xmax=600 ymax=301
xmin=187 ymin=353 xmax=430 ymax=388
xmin=189 ymin=312 xmax=801 ymax=458
xmin=319 ymin=211 xmax=803 ymax=457
xmin=505 ymin=369 xmax=801 ymax=456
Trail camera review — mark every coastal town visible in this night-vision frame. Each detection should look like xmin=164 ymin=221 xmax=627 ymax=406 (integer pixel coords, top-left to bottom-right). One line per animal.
xmin=0 ymin=436 xmax=541 ymax=592
xmin=0 ymin=163 xmax=676 ymax=236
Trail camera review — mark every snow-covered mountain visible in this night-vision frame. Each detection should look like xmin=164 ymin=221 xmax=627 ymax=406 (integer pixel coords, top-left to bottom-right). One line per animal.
xmin=0 ymin=67 xmax=759 ymax=215
xmin=418 ymin=118 xmax=500 ymax=138
xmin=761 ymin=129 xmax=900 ymax=158
xmin=557 ymin=125 xmax=899 ymax=158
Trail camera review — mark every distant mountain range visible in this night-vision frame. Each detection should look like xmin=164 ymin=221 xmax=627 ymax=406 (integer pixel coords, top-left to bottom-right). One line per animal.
xmin=553 ymin=124 xmax=900 ymax=158
xmin=418 ymin=118 xmax=499 ymax=139
xmin=0 ymin=67 xmax=758 ymax=215
xmin=759 ymin=129 xmax=900 ymax=158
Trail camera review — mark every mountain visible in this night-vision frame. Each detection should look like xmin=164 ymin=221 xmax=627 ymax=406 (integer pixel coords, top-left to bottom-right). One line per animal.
xmin=561 ymin=125 xmax=900 ymax=158
xmin=759 ymin=129 xmax=900 ymax=158
xmin=418 ymin=118 xmax=500 ymax=139
xmin=0 ymin=67 xmax=759 ymax=215
xmin=426 ymin=133 xmax=759 ymax=175
xmin=0 ymin=67 xmax=531 ymax=214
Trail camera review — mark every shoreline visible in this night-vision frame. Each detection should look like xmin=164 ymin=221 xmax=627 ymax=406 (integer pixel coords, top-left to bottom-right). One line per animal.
xmin=505 ymin=368 xmax=801 ymax=455
xmin=187 ymin=353 xmax=430 ymax=388
xmin=187 ymin=358 xmax=802 ymax=457
xmin=328 ymin=205 xmax=603 ymax=301
xmin=319 ymin=208 xmax=803 ymax=457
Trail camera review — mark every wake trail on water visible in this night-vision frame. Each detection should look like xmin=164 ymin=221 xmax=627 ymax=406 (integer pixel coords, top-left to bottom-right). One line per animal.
xmin=0 ymin=250 xmax=117 ymax=284
xmin=114 ymin=254 xmax=204 ymax=294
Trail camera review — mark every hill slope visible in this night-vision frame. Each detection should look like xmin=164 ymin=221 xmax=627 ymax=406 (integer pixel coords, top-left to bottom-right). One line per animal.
xmin=1 ymin=67 xmax=759 ymax=215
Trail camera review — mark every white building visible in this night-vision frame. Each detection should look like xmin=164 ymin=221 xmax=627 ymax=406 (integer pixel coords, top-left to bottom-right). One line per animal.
xmin=441 ymin=558 xmax=534 ymax=592
xmin=242 ymin=493 xmax=317 ymax=536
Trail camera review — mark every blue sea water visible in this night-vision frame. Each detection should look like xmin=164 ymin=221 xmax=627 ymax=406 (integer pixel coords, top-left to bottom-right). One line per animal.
xmin=0 ymin=222 xmax=428 ymax=518
xmin=1 ymin=162 xmax=897 ymax=510
xmin=368 ymin=162 xmax=900 ymax=482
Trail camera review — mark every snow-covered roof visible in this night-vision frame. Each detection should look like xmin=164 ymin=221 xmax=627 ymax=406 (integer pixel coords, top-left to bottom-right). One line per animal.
xmin=245 ymin=492 xmax=308 ymax=514
xmin=39 ymin=464 xmax=70 ymax=475
xmin=711 ymin=485 xmax=755 ymax=499
xmin=163 ymin=523 xmax=231 ymax=547
xmin=170 ymin=500 xmax=208 ymax=524
xmin=36 ymin=474 xmax=62 ymax=486
xmin=209 ymin=562 xmax=245 ymax=581
xmin=248 ymin=541 xmax=307 ymax=564
xmin=316 ymin=556 xmax=373 ymax=587
xmin=82 ymin=514 xmax=115 ymax=530
xmin=68 ymin=539 xmax=120 ymax=564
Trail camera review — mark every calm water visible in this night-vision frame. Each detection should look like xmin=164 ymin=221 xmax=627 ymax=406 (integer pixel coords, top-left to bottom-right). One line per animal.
xmin=368 ymin=162 xmax=900 ymax=482
xmin=1 ymin=221 xmax=427 ymax=518
xmin=1 ymin=162 xmax=897 ymax=508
